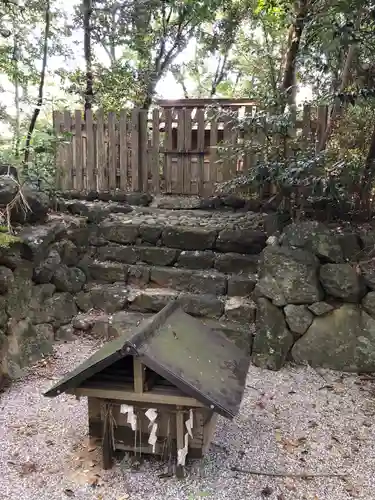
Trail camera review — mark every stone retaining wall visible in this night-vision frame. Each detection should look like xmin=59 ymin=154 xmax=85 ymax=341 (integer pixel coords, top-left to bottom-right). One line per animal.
xmin=252 ymin=220 xmax=375 ymax=372
xmin=0 ymin=204 xmax=268 ymax=387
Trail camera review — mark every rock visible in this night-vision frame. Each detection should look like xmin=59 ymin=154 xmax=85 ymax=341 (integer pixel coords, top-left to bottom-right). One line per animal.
xmin=282 ymin=221 xmax=343 ymax=263
xmin=292 ymin=304 xmax=361 ymax=371
xmin=99 ymin=219 xmax=139 ymax=244
xmin=227 ymin=275 xmax=256 ymax=296
xmin=283 ymin=304 xmax=313 ymax=336
xmin=154 ymin=195 xmax=201 ymax=210
xmin=128 ymin=288 xmax=177 ymax=313
xmin=88 ymin=261 xmax=128 ymax=283
xmin=4 ymin=319 xmax=54 ymax=378
xmin=29 ymin=283 xmax=56 ymax=323
xmin=52 ymin=265 xmax=86 ymax=293
xmin=356 ymin=312 xmax=375 ymax=372
xmin=33 ymin=249 xmax=61 ymax=284
xmin=252 ymin=298 xmax=294 ymax=370
xmin=72 ymin=313 xmax=97 ymax=331
xmin=127 ymin=264 xmax=150 ymax=286
xmin=0 ymin=176 xmax=49 ymax=223
xmin=179 ymin=293 xmax=224 ymax=318
xmin=55 ymin=324 xmax=76 ymax=341
xmin=263 ymin=213 xmax=290 ymax=236
xmin=162 ymin=227 xmax=217 ymax=250
xmin=138 ymin=247 xmax=178 ymax=266
xmin=19 ymin=222 xmax=66 ymax=261
xmin=337 ymin=233 xmax=362 ymax=262
xmin=176 ymin=250 xmax=214 ymax=269
xmin=150 ymin=267 xmax=227 ymax=295
xmin=43 ymin=292 xmax=77 ymax=327
xmin=53 ymin=240 xmax=79 ymax=266
xmin=6 ymin=265 xmax=33 ymax=320
xmin=0 ymin=266 xmax=13 ymax=293
xmin=360 ymin=261 xmax=375 ymax=290
xmin=75 ymin=284 xmax=129 ymax=313
xmin=97 ymin=245 xmax=139 ymax=264
xmin=219 ymin=194 xmax=245 ymax=209
xmin=225 ymin=297 xmax=256 ymax=322
xmin=320 ymin=263 xmax=365 ymax=302
xmin=125 ymin=192 xmax=152 ymax=206
xmin=139 ymin=224 xmax=163 ymax=244
xmin=216 ymin=229 xmax=267 ymax=254
xmin=254 ymin=275 xmax=286 ymax=306
xmin=0 ymin=296 xmax=8 ymax=327
xmin=308 ymin=301 xmax=334 ymax=316
xmin=0 ymin=241 xmax=26 ymax=269
xmin=68 ymin=200 xmax=111 ymax=222
xmin=259 ymin=246 xmax=322 ymax=304
xmin=214 ymin=253 xmax=258 ymax=274
xmin=362 ymin=292 xmax=375 ymax=318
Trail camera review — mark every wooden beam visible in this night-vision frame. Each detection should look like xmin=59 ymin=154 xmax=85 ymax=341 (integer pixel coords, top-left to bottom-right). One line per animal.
xmin=73 ymin=386 xmax=205 ymax=408
xmin=133 ymin=359 xmax=145 ymax=394
xmin=156 ymin=98 xmax=257 ymax=108
xmin=176 ymin=409 xmax=185 ymax=478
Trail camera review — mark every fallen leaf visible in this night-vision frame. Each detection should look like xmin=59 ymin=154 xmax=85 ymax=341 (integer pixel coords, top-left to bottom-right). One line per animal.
xmin=275 ymin=430 xmax=282 ymax=442
xmin=277 ymin=495 xmax=286 ymax=500
xmin=64 ymin=489 xmax=75 ymax=497
xmin=261 ymin=486 xmax=273 ymax=497
xmin=19 ymin=461 xmax=37 ymax=475
xmin=117 ymin=495 xmax=130 ymax=500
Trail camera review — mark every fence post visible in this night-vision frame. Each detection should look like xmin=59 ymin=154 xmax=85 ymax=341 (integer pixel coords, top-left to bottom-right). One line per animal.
xmin=131 ymin=108 xmax=141 ymax=191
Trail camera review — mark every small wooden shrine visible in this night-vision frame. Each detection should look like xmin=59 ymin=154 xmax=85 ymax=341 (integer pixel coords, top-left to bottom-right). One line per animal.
xmin=44 ymin=301 xmax=250 ymax=475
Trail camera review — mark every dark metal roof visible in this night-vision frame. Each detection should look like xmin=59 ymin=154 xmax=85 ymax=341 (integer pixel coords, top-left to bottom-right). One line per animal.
xmin=44 ymin=301 xmax=250 ymax=419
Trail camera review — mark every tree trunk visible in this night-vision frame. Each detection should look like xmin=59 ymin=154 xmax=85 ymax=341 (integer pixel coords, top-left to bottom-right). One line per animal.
xmin=83 ymin=0 xmax=94 ymax=111
xmin=279 ymin=0 xmax=309 ymax=109
xmin=359 ymin=123 xmax=375 ymax=210
xmin=12 ymin=25 xmax=20 ymax=159
xmin=317 ymin=44 xmax=358 ymax=152
xmin=23 ymin=0 xmax=50 ymax=169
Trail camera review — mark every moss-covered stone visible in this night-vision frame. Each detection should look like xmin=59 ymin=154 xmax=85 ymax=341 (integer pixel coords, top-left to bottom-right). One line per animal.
xmin=0 ymin=231 xmax=21 ymax=248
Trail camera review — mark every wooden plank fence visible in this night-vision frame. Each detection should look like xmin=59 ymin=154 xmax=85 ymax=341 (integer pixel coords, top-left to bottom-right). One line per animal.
xmin=53 ymin=103 xmax=328 ymax=197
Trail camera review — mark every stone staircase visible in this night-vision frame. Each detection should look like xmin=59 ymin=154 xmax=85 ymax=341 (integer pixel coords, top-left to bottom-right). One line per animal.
xmin=69 ymin=206 xmax=266 ymax=351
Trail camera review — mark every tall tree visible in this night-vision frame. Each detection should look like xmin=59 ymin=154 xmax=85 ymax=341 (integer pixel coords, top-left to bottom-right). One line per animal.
xmin=24 ymin=0 xmax=51 ymax=167
xmin=82 ymin=0 xmax=94 ymax=110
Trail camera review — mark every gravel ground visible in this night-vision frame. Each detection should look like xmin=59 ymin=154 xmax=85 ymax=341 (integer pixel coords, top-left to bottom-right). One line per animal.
xmin=1 ymin=338 xmax=375 ymax=500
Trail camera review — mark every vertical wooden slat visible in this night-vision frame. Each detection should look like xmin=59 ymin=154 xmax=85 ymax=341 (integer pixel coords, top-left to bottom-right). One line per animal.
xmin=176 ymin=410 xmax=185 ymax=478
xmin=229 ymin=106 xmax=238 ymax=178
xmin=243 ymin=106 xmax=254 ymax=172
xmin=131 ymin=108 xmax=140 ymax=191
xmin=196 ymin=108 xmax=205 ymax=195
xmin=222 ymin=111 xmax=232 ymax=181
xmin=63 ymin=110 xmax=73 ymax=190
xmin=108 ymin=112 xmax=117 ymax=190
xmin=164 ymin=108 xmax=173 ymax=193
xmin=53 ymin=111 xmax=63 ymax=190
xmin=133 ymin=360 xmax=145 ymax=394
xmin=96 ymin=109 xmax=107 ymax=192
xmin=119 ymin=109 xmax=128 ymax=190
xmin=176 ymin=108 xmax=184 ymax=194
xmin=85 ymin=109 xmax=96 ymax=192
xmin=139 ymin=109 xmax=149 ymax=192
xmin=209 ymin=111 xmax=219 ymax=186
xmin=183 ymin=108 xmax=192 ymax=194
xmin=151 ymin=108 xmax=160 ymax=193
xmin=74 ymin=110 xmax=83 ymax=191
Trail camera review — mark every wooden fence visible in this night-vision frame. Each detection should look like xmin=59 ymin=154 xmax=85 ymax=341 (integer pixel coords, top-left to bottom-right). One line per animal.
xmin=53 ymin=102 xmax=328 ymax=197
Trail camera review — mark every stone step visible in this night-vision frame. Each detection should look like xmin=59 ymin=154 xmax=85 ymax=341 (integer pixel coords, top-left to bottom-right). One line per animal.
xmin=86 ymin=261 xmax=257 ymax=296
xmin=97 ymin=212 xmax=266 ymax=254
xmin=95 ymin=243 xmax=259 ymax=274
xmin=70 ymin=309 xmax=254 ymax=353
xmin=74 ymin=282 xmax=256 ymax=323
xmin=128 ymin=288 xmax=256 ymax=323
